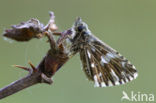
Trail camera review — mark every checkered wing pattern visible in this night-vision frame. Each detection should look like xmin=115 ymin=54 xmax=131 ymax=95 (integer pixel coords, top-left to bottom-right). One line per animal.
xmin=80 ymin=35 xmax=138 ymax=87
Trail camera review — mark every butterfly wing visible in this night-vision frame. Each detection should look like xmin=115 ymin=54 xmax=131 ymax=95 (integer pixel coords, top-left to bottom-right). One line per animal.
xmin=80 ymin=35 xmax=138 ymax=87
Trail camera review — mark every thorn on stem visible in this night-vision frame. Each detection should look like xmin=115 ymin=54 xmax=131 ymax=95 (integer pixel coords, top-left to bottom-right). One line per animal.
xmin=13 ymin=65 xmax=30 ymax=71
xmin=28 ymin=61 xmax=37 ymax=72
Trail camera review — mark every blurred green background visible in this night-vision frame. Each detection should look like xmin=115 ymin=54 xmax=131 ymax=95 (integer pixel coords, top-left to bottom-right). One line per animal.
xmin=0 ymin=0 xmax=156 ymax=103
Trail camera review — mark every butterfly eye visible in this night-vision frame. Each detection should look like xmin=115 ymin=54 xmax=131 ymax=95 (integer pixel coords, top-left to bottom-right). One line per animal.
xmin=77 ymin=25 xmax=84 ymax=32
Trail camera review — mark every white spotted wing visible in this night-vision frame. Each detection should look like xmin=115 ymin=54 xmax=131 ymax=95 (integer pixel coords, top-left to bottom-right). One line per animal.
xmin=80 ymin=35 xmax=138 ymax=87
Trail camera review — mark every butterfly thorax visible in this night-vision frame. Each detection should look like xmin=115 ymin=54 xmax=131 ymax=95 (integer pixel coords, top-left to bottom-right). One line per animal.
xmin=70 ymin=25 xmax=92 ymax=53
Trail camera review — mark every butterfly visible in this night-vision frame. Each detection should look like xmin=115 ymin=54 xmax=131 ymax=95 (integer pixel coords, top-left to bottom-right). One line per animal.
xmin=61 ymin=17 xmax=138 ymax=87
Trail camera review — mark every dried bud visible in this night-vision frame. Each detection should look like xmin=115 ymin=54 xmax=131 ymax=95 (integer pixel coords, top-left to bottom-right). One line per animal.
xmin=44 ymin=11 xmax=58 ymax=32
xmin=3 ymin=19 xmax=44 ymax=41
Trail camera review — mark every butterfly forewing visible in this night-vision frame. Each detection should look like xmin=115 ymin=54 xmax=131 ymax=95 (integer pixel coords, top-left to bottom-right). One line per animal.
xmin=80 ymin=35 xmax=138 ymax=87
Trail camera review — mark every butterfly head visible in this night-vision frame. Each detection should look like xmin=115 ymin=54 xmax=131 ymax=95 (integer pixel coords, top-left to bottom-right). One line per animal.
xmin=74 ymin=17 xmax=88 ymax=32
xmin=68 ymin=17 xmax=91 ymax=40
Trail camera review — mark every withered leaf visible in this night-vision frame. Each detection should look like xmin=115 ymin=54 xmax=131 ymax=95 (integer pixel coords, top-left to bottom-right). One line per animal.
xmin=3 ymin=19 xmax=44 ymax=41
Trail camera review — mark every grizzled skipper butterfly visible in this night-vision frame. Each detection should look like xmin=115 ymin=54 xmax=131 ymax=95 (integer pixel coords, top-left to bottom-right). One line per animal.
xmin=60 ymin=18 xmax=138 ymax=87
